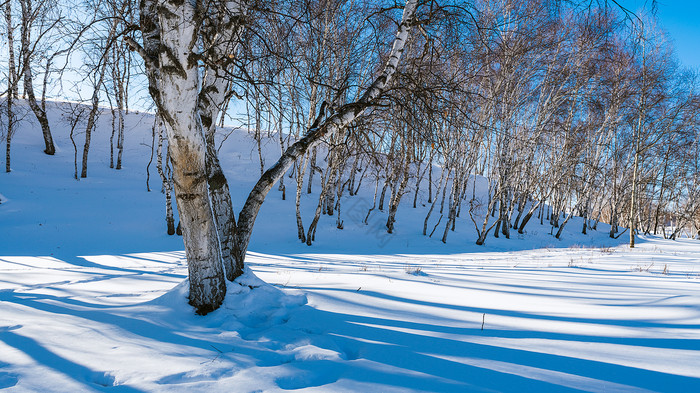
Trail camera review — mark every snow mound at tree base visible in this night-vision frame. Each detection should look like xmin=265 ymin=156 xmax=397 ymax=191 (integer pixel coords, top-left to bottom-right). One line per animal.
xmin=150 ymin=268 xmax=307 ymax=334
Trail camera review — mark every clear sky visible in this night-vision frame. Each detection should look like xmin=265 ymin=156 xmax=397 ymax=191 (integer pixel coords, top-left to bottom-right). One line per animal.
xmin=617 ymin=0 xmax=700 ymax=69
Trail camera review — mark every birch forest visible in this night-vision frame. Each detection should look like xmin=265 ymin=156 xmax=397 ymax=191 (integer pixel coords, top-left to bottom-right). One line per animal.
xmin=2 ymin=0 xmax=699 ymax=312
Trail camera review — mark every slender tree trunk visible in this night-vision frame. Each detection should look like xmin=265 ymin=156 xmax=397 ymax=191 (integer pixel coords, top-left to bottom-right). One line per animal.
xmin=441 ymin=173 xmax=460 ymax=243
xmin=80 ymin=62 xmax=109 ymax=178
xmin=424 ymin=167 xmax=447 ymax=235
xmin=629 ymin=29 xmax=647 ymax=249
xmin=254 ymin=90 xmax=265 ymax=175
xmin=348 ymin=155 xmax=358 ymax=196
xmin=629 ymin=151 xmax=640 ymax=247
xmin=365 ymin=177 xmax=380 ymax=224
xmin=109 ymin=103 xmax=116 ymax=168
xmin=413 ymin=161 xmax=422 ymax=208
xmin=200 ymin=67 xmax=242 ymax=280
xmin=518 ymin=199 xmax=544 ymax=234
xmin=609 ymin=210 xmax=618 ymax=238
xmin=307 ymin=152 xmax=337 ymax=244
xmin=653 ymin=150 xmax=670 ymax=235
xmin=295 ymin=156 xmax=309 ymax=242
xmin=204 ymin=130 xmax=238 ymax=278
xmin=378 ymin=178 xmax=389 ymax=211
xmin=354 ymin=163 xmax=369 ymax=196
xmin=427 ymin=149 xmax=433 ymax=203
xmin=156 ymin=117 xmax=175 ymax=235
xmin=5 ymin=3 xmax=15 ymax=173
xmin=81 ymin=14 xmax=121 ymax=178
xmin=5 ymin=2 xmax=18 ymax=99
xmin=115 ymin=63 xmax=126 ymax=170
xmin=307 ymin=147 xmax=318 ymax=194
xmin=146 ymin=119 xmax=155 ymax=191
xmin=387 ymin=162 xmax=409 ymax=234
xmin=232 ymin=0 xmax=419 ymax=264
xmin=68 ymin=109 xmax=81 ymax=180
xmin=5 ymin=105 xmax=13 ymax=173
xmin=19 ymin=0 xmax=54 ymax=155
xmin=556 ymin=207 xmax=576 ymax=239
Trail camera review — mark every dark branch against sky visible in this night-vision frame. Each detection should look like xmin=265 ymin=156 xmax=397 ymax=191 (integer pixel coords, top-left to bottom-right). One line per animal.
xmin=618 ymin=0 xmax=700 ymax=69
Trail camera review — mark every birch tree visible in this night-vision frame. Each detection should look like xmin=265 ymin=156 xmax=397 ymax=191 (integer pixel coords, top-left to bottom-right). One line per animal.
xmin=18 ymin=0 xmax=64 ymax=155
xmin=125 ymin=0 xmax=421 ymax=313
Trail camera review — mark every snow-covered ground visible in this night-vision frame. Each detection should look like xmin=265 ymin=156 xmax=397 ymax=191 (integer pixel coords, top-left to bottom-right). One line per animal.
xmin=1 ymin=102 xmax=699 ymax=392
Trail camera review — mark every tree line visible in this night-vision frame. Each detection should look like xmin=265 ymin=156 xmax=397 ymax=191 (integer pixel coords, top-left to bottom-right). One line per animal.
xmin=2 ymin=0 xmax=699 ymax=313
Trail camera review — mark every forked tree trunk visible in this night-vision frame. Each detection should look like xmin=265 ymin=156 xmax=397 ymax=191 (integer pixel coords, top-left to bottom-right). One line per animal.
xmin=130 ymin=0 xmax=252 ymax=312
xmin=115 ymin=55 xmax=126 ymax=170
xmin=131 ymin=0 xmax=418 ymax=313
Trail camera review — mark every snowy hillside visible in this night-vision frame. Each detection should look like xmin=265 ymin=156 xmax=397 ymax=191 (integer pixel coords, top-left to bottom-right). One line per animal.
xmin=1 ymin=102 xmax=700 ymax=392
xmin=0 ymin=101 xmax=625 ymax=258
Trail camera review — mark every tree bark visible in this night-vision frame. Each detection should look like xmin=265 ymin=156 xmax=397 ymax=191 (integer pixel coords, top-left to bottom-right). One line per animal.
xmin=155 ymin=116 xmax=175 ymax=235
xmin=197 ymin=0 xmax=247 ymax=280
xmin=137 ymin=0 xmax=228 ymax=314
xmin=5 ymin=1 xmax=18 ymax=99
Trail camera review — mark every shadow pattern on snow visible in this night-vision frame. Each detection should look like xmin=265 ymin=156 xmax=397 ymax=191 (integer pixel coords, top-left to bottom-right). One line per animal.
xmin=1 ymin=248 xmax=699 ymax=392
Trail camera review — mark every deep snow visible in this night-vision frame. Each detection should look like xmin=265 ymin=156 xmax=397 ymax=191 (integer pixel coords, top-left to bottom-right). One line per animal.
xmin=1 ymin=101 xmax=699 ymax=392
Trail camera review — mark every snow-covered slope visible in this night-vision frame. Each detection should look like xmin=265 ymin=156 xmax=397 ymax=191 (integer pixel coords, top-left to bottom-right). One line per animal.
xmin=1 ymin=101 xmax=624 ymax=257
xmin=1 ymin=101 xmax=699 ymax=392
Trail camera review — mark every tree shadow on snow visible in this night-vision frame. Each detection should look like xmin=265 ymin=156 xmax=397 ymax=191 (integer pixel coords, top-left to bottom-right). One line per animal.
xmin=265 ymin=286 xmax=700 ymax=392
xmin=1 ymin=248 xmax=697 ymax=392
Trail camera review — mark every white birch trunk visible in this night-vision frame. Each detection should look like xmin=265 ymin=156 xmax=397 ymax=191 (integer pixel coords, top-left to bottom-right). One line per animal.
xmin=5 ymin=1 xmax=18 ymax=99
xmin=19 ymin=0 xmax=54 ymax=155
xmin=5 ymin=1 xmax=16 ymax=172
xmin=233 ymin=0 xmax=420 ymax=264
xmin=198 ymin=0 xmax=247 ymax=280
xmin=155 ymin=0 xmax=226 ymax=314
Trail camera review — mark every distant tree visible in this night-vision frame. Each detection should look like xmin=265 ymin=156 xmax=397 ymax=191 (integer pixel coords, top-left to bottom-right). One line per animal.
xmin=18 ymin=0 xmax=63 ymax=155
xmin=3 ymin=0 xmax=20 ymax=172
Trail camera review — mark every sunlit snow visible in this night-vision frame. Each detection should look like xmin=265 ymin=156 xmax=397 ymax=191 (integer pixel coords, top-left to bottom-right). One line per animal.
xmin=1 ymin=101 xmax=699 ymax=392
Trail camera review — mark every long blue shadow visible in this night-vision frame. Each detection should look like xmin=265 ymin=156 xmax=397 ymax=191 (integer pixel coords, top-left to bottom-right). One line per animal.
xmin=0 ymin=329 xmax=146 ymax=392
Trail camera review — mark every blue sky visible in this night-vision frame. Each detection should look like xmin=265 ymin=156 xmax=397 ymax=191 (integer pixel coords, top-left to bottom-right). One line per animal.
xmin=618 ymin=0 xmax=700 ymax=69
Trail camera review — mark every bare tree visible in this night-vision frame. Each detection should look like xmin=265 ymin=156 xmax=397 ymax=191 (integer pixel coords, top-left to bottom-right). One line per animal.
xmin=17 ymin=0 xmax=63 ymax=155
